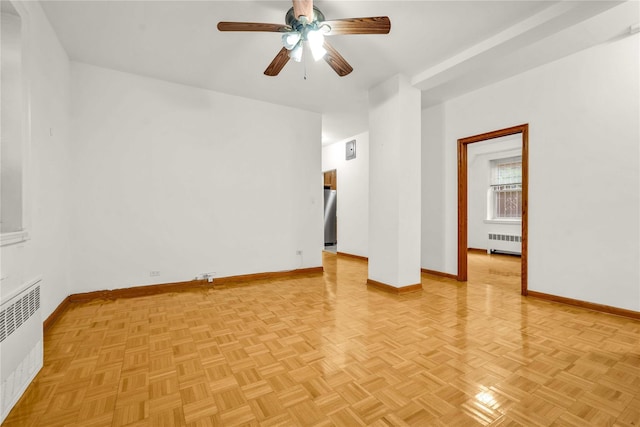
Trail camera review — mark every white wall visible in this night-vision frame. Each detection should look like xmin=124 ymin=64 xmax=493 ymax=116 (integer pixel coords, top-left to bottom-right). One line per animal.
xmin=0 ymin=1 xmax=72 ymax=320
xmin=69 ymin=63 xmax=322 ymax=293
xmin=421 ymin=104 xmax=446 ymax=271
xmin=467 ymin=136 xmax=521 ymax=250
xmin=422 ymin=33 xmax=640 ymax=310
xmin=322 ymin=132 xmax=369 ymax=258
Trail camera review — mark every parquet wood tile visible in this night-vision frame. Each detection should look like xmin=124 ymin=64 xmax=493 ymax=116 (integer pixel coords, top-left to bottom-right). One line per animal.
xmin=3 ymin=251 xmax=640 ymax=426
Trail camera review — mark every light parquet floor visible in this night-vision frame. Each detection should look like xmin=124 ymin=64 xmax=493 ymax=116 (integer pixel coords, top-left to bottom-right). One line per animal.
xmin=4 ymin=252 xmax=640 ymax=426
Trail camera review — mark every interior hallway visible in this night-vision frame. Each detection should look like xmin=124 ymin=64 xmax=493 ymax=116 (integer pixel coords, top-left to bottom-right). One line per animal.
xmin=3 ymin=253 xmax=639 ymax=426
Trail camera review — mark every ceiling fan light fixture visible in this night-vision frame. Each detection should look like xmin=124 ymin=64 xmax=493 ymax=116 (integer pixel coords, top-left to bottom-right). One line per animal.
xmin=310 ymin=42 xmax=326 ymax=61
xmin=289 ymin=42 xmax=303 ymax=62
xmin=318 ymin=23 xmax=331 ymax=34
xmin=306 ymin=29 xmax=326 ymax=61
xmin=282 ymin=32 xmax=301 ymax=50
xmin=306 ymin=28 xmax=324 ymax=47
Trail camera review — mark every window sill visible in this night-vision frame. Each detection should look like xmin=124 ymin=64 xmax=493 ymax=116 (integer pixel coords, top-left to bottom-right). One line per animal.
xmin=483 ymin=219 xmax=521 ymax=225
xmin=1 ymin=230 xmax=29 ymax=247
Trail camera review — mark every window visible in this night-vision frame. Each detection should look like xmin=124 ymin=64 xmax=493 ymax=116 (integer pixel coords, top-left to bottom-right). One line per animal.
xmin=1 ymin=1 xmax=28 ymax=245
xmin=490 ymin=156 xmax=522 ymax=219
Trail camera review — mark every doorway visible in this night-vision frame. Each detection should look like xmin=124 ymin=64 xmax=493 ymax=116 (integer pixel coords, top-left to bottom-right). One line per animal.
xmin=457 ymin=124 xmax=529 ymax=295
xmin=323 ymin=169 xmax=337 ymax=253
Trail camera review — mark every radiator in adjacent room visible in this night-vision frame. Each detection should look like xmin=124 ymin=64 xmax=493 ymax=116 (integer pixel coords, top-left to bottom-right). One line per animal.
xmin=487 ymin=233 xmax=522 ymax=255
xmin=0 ymin=278 xmax=43 ymax=424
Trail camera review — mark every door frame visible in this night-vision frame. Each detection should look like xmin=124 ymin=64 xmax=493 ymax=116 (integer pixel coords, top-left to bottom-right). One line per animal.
xmin=457 ymin=124 xmax=529 ymax=295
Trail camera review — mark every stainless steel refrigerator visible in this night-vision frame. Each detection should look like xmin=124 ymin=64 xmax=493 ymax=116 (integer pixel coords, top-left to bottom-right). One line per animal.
xmin=324 ymin=188 xmax=337 ymax=246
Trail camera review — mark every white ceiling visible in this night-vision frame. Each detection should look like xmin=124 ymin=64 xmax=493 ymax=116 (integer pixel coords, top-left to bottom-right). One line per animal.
xmin=39 ymin=0 xmax=637 ymax=144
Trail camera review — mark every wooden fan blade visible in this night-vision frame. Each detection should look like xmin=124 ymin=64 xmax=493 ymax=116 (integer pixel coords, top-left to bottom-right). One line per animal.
xmin=292 ymin=0 xmax=313 ymax=21
xmin=264 ymin=47 xmax=291 ymax=76
xmin=323 ymin=41 xmax=353 ymax=77
xmin=217 ymin=22 xmax=292 ymax=32
xmin=323 ymin=17 xmax=391 ymax=35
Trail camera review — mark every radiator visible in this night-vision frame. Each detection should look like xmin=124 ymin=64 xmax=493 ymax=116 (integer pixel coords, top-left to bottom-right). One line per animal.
xmin=0 ymin=278 xmax=43 ymax=424
xmin=488 ymin=233 xmax=522 ymax=255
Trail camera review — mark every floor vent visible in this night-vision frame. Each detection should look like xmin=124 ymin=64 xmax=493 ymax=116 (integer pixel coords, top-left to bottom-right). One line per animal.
xmin=0 ymin=279 xmax=43 ymax=424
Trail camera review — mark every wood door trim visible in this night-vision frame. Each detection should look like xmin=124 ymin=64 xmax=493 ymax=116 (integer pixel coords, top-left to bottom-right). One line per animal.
xmin=457 ymin=124 xmax=529 ymax=295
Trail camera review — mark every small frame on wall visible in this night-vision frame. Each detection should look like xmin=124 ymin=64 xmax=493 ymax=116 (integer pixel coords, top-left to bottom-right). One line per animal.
xmin=345 ymin=140 xmax=356 ymax=160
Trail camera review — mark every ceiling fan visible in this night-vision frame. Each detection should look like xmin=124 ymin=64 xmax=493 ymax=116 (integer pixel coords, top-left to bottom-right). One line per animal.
xmin=217 ymin=0 xmax=390 ymax=77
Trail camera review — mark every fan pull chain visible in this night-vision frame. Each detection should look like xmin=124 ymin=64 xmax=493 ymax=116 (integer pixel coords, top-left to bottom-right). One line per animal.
xmin=303 ymin=49 xmax=308 ymax=80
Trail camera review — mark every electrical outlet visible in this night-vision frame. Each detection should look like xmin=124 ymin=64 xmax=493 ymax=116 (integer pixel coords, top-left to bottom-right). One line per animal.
xmin=197 ymin=272 xmax=217 ymax=282
xmin=150 ymin=271 xmax=160 ymax=277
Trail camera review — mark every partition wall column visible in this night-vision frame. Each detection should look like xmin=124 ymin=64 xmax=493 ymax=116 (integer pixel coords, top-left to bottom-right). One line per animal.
xmin=367 ymin=74 xmax=422 ymax=293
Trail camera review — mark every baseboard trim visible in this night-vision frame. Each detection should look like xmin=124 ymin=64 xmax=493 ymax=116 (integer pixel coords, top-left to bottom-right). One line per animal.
xmin=366 ymin=279 xmax=422 ymax=294
xmin=467 ymin=248 xmax=487 ymax=254
xmin=527 ymin=290 xmax=640 ymax=320
xmin=65 ymin=267 xmax=323 ymax=303
xmin=214 ymin=267 xmax=324 ymax=285
xmin=68 ymin=279 xmax=211 ymax=302
xmin=337 ymin=252 xmax=368 ymax=261
xmin=43 ymin=295 xmax=71 ymax=332
xmin=420 ymin=268 xmax=458 ymax=280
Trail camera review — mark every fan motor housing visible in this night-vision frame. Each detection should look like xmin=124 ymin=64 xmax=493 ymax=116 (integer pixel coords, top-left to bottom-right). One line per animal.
xmin=285 ymin=6 xmax=325 ymax=28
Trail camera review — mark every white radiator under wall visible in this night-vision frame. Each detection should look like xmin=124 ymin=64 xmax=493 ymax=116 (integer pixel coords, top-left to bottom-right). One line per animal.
xmin=488 ymin=233 xmax=522 ymax=255
xmin=0 ymin=278 xmax=43 ymax=424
